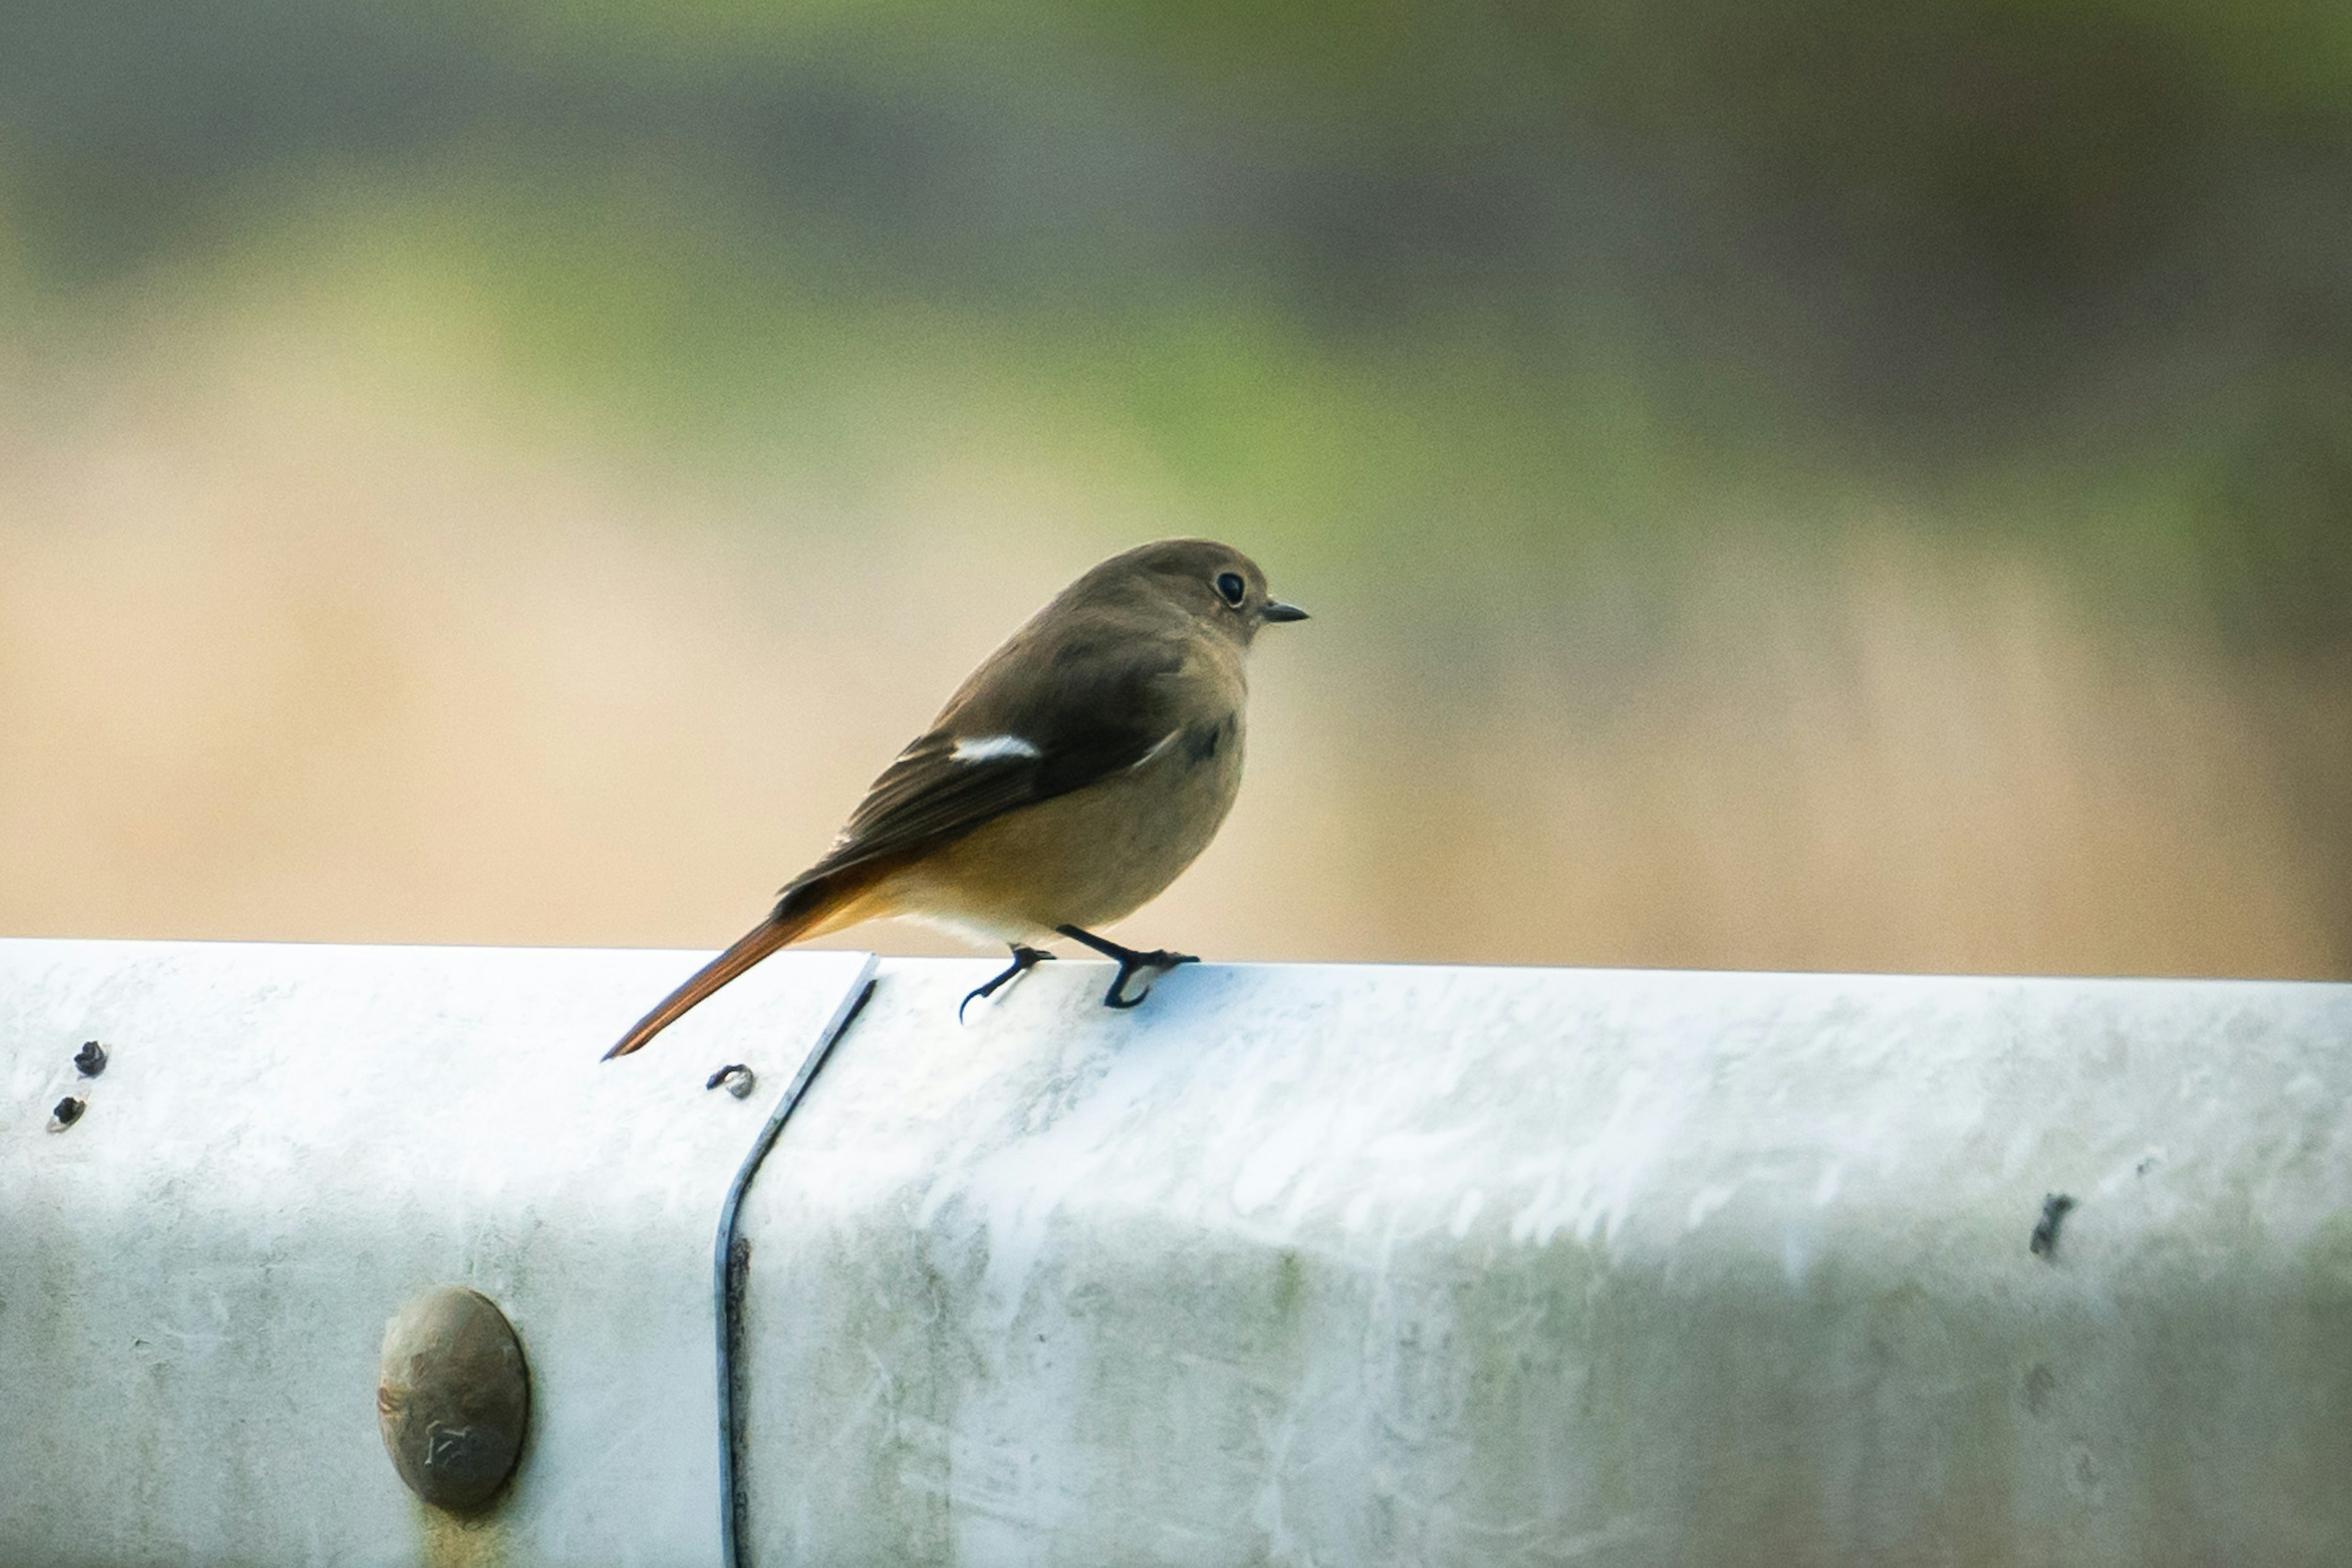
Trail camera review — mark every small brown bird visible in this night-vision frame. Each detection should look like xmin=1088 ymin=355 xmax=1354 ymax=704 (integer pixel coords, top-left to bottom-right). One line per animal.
xmin=603 ymin=538 xmax=1307 ymax=1059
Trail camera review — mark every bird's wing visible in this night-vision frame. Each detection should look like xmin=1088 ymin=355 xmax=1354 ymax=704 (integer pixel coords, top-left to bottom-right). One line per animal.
xmin=788 ymin=629 xmax=1194 ymax=889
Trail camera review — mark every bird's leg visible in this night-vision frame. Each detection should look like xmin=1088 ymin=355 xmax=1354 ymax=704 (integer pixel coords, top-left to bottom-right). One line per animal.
xmin=959 ymin=944 xmax=1055 ymax=1022
xmin=1055 ymin=925 xmax=1197 ymax=1009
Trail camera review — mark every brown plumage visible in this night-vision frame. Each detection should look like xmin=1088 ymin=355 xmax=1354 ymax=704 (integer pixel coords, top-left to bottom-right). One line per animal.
xmin=603 ymin=538 xmax=1306 ymax=1059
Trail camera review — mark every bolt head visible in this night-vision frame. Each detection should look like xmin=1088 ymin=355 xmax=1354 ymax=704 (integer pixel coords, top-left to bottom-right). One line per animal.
xmin=377 ymin=1286 xmax=530 ymax=1512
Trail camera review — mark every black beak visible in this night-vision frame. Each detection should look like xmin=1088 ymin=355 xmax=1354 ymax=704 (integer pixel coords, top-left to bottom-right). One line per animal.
xmin=1261 ymin=600 xmax=1310 ymax=623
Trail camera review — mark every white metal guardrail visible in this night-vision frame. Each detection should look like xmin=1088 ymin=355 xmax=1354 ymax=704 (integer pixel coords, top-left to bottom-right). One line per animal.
xmin=5 ymin=938 xmax=2350 ymax=1565
xmin=0 ymin=938 xmax=873 ymax=1567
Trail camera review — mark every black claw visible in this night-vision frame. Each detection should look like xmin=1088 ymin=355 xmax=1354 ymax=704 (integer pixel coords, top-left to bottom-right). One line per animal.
xmin=1103 ymin=950 xmax=1199 ymax=1008
xmin=1055 ymin=925 xmax=1197 ymax=1009
xmin=960 ymin=945 xmax=1054 ymax=1023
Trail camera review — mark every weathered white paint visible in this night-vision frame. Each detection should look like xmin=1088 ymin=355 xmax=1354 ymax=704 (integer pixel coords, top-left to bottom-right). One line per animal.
xmin=739 ymin=958 xmax=2352 ymax=1568
xmin=4 ymin=941 xmax=2350 ymax=1566
xmin=0 ymin=938 xmax=873 ymax=1568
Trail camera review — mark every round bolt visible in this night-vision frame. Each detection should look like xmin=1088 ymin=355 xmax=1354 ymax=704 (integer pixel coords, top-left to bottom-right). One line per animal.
xmin=706 ymin=1063 xmax=756 ymax=1099
xmin=74 ymin=1041 xmax=108 ymax=1077
xmin=376 ymin=1286 xmax=530 ymax=1513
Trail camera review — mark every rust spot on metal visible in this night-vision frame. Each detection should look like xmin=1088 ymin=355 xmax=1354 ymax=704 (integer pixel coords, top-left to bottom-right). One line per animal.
xmin=2029 ymin=1193 xmax=2076 ymax=1259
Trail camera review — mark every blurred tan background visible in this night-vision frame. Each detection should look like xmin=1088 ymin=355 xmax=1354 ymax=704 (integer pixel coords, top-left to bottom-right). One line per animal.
xmin=2 ymin=1 xmax=2348 ymax=976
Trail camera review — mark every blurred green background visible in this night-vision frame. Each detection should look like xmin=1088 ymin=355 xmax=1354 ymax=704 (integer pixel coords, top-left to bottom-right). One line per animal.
xmin=2 ymin=0 xmax=2347 ymax=974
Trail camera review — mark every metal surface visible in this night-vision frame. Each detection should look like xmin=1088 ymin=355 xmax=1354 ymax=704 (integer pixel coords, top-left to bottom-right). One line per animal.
xmin=7 ymin=941 xmax=2351 ymax=1565
xmin=377 ymin=1286 xmax=532 ymax=1512
xmin=736 ymin=958 xmax=2352 ymax=1567
xmin=0 ymin=937 xmax=873 ymax=1568
xmin=714 ymin=975 xmax=875 ymax=1568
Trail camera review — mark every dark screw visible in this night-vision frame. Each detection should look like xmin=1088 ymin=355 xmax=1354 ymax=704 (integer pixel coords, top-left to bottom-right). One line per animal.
xmin=50 ymin=1096 xmax=86 ymax=1130
xmin=74 ymin=1041 xmax=108 ymax=1078
xmin=705 ymin=1063 xmax=756 ymax=1099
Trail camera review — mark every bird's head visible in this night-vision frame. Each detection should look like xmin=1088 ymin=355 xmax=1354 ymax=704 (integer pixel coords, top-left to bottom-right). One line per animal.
xmin=1087 ymin=538 xmax=1310 ymax=646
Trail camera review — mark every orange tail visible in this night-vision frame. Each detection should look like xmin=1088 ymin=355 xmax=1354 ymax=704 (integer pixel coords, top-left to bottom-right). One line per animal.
xmin=603 ymin=877 xmax=849 ymax=1060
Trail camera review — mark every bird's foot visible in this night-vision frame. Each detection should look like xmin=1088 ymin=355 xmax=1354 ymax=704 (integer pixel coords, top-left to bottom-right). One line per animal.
xmin=1102 ymin=949 xmax=1197 ymax=1008
xmin=1055 ymin=925 xmax=1197 ymax=1009
xmin=960 ymin=945 xmax=1055 ymax=1023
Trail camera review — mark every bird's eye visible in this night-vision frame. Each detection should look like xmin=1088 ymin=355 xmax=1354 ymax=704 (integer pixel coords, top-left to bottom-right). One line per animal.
xmin=1215 ymin=572 xmax=1246 ymax=606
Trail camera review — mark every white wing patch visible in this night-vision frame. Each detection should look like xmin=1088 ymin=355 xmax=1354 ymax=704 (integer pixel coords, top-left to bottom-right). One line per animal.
xmin=1131 ymin=729 xmax=1182 ymax=768
xmin=951 ymin=734 xmax=1044 ymax=764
